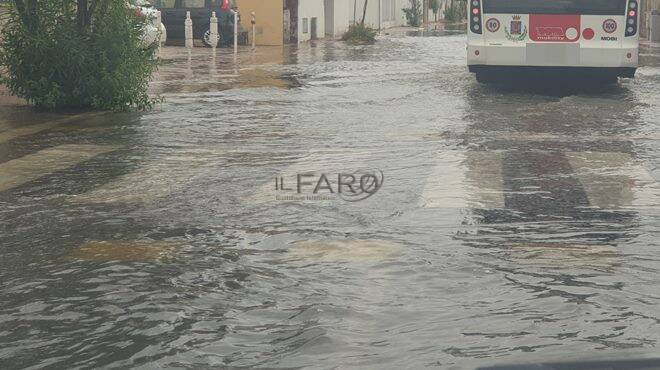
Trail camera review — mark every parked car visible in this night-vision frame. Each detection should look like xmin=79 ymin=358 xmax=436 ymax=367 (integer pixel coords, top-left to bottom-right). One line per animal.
xmin=153 ymin=0 xmax=248 ymax=47
xmin=129 ymin=0 xmax=167 ymax=48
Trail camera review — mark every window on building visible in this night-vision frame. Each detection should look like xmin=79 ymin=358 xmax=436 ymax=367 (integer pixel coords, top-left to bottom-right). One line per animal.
xmin=302 ymin=18 xmax=309 ymax=33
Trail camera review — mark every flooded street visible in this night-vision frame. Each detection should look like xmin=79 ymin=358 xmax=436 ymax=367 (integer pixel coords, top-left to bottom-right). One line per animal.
xmin=1 ymin=32 xmax=659 ymax=369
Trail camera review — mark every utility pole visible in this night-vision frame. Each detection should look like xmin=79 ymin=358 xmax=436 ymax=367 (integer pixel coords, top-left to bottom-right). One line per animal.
xmin=233 ymin=9 xmax=238 ymax=55
xmin=251 ymin=12 xmax=256 ymax=50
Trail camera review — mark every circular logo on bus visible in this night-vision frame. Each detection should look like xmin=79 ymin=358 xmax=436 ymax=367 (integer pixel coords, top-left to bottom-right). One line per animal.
xmin=603 ymin=19 xmax=617 ymax=33
xmin=565 ymin=27 xmax=579 ymax=41
xmin=486 ymin=18 xmax=500 ymax=32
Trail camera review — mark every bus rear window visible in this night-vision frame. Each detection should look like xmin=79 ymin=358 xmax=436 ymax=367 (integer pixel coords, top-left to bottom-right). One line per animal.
xmin=482 ymin=0 xmax=627 ymax=15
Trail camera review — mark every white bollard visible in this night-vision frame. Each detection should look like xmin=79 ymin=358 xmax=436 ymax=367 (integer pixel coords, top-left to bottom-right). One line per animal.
xmin=185 ymin=11 xmax=193 ymax=49
xmin=155 ymin=10 xmax=163 ymax=54
xmin=209 ymin=11 xmax=219 ymax=48
xmin=251 ymin=12 xmax=256 ymax=50
xmin=156 ymin=10 xmax=162 ymax=44
xmin=233 ymin=10 xmax=238 ymax=55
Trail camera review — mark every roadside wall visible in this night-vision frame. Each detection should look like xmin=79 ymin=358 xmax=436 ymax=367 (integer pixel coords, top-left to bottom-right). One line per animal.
xmin=237 ymin=0 xmax=284 ymax=46
xmin=351 ymin=0 xmax=379 ymax=27
xmin=350 ymin=0 xmax=407 ymax=29
xmin=641 ymin=0 xmax=660 ymax=39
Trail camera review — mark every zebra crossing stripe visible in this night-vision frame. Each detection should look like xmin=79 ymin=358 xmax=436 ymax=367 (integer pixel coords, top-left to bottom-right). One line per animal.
xmin=0 ymin=144 xmax=117 ymax=192
xmin=421 ymin=151 xmax=505 ymax=209
xmin=72 ymin=150 xmax=220 ymax=204
xmin=566 ymin=152 xmax=658 ymax=209
xmin=421 ymin=150 xmax=656 ymax=211
xmin=0 ymin=113 xmax=101 ymax=144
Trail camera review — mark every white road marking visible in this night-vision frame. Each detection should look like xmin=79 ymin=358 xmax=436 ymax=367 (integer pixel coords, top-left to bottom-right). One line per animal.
xmin=566 ymin=152 xmax=658 ymax=209
xmin=0 ymin=113 xmax=101 ymax=144
xmin=72 ymin=149 xmax=221 ymax=204
xmin=421 ymin=151 xmax=505 ymax=209
xmin=0 ymin=144 xmax=117 ymax=192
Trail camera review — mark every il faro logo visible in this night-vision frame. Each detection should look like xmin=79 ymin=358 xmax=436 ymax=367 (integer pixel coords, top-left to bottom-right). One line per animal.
xmin=274 ymin=170 xmax=384 ymax=202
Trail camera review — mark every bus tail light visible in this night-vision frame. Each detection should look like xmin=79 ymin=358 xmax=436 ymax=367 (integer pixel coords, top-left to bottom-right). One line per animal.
xmin=470 ymin=0 xmax=482 ymax=34
xmin=582 ymin=28 xmax=595 ymax=40
xmin=625 ymin=1 xmax=638 ymax=36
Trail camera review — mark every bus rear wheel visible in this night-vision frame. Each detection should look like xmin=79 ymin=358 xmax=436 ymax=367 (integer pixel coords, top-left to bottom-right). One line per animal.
xmin=475 ymin=72 xmax=495 ymax=83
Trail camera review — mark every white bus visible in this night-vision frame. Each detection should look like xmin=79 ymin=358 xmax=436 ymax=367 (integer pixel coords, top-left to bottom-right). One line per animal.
xmin=466 ymin=0 xmax=640 ymax=82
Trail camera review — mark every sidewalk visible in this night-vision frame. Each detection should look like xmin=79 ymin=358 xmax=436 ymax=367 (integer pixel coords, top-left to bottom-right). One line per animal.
xmin=0 ymin=45 xmax=283 ymax=108
xmin=380 ymin=20 xmax=467 ymax=37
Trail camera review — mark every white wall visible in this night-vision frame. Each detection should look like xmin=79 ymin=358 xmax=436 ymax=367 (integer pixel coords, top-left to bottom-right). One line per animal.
xmin=325 ymin=0 xmax=351 ymax=37
xmin=350 ymin=0 xmax=379 ymax=27
xmin=298 ymin=0 xmax=410 ymax=41
xmin=384 ymin=0 xmax=408 ymax=28
xmin=349 ymin=0 xmax=407 ymax=30
xmin=298 ymin=0 xmax=326 ymax=42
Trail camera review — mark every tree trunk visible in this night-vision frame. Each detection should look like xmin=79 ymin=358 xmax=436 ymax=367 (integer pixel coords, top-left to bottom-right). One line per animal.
xmin=360 ymin=0 xmax=368 ymax=26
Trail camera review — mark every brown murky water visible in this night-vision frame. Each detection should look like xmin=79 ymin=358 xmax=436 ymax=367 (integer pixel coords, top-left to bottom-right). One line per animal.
xmin=0 ymin=34 xmax=659 ymax=369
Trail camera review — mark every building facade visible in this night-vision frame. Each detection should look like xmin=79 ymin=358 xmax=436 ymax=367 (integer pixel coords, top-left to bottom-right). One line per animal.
xmin=237 ymin=0 xmax=325 ymax=45
xmin=237 ymin=0 xmax=412 ymax=46
xmin=236 ymin=0 xmax=284 ymax=45
xmin=298 ymin=0 xmax=326 ymax=42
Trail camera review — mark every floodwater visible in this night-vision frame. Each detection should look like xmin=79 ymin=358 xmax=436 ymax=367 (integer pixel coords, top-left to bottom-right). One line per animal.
xmin=0 ymin=33 xmax=659 ymax=369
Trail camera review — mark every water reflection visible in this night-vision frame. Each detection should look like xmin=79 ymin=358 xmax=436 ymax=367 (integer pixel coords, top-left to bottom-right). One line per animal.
xmin=460 ymin=82 xmax=647 ymax=261
xmin=444 ymin=80 xmax=660 ymax=364
xmin=151 ymin=47 xmax=301 ymax=95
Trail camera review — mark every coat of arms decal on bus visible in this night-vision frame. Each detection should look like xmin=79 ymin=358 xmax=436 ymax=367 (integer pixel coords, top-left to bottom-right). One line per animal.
xmin=505 ymin=15 xmax=527 ymax=41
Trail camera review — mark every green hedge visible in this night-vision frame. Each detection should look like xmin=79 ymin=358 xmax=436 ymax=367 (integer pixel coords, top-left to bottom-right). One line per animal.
xmin=0 ymin=0 xmax=159 ymax=111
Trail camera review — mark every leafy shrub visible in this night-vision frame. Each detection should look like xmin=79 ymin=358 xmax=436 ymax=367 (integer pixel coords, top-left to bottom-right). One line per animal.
xmin=0 ymin=0 xmax=159 ymax=111
xmin=403 ymin=0 xmax=422 ymax=27
xmin=341 ymin=24 xmax=377 ymax=44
